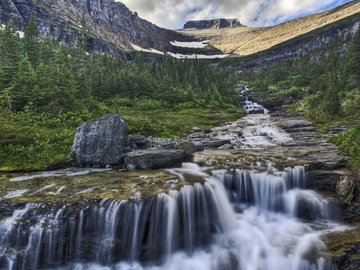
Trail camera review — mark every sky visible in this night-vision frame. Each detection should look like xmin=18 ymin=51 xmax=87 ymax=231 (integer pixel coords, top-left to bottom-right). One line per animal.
xmin=118 ymin=0 xmax=352 ymax=29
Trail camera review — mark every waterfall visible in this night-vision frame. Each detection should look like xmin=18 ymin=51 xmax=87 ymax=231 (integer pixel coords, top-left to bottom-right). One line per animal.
xmin=0 ymin=165 xmax=342 ymax=270
xmin=216 ymin=166 xmax=333 ymax=220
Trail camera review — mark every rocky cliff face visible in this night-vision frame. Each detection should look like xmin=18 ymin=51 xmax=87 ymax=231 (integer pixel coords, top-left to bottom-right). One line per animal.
xmin=183 ymin=18 xmax=243 ymax=29
xmin=0 ymin=0 xmax=191 ymax=54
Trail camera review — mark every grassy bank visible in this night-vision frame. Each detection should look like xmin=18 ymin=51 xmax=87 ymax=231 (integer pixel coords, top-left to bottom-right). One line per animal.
xmin=0 ymin=104 xmax=245 ymax=172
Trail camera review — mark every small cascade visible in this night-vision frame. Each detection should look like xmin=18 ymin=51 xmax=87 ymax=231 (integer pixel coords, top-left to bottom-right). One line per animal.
xmin=0 ymin=164 xmax=343 ymax=270
xmin=216 ymin=166 xmax=333 ymax=220
xmin=0 ymin=176 xmax=236 ymax=269
xmin=243 ymin=97 xmax=266 ymax=114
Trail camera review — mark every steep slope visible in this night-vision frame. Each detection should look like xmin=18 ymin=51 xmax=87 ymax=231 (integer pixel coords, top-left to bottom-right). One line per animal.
xmin=179 ymin=0 xmax=360 ymax=56
xmin=0 ymin=0 xmax=191 ymax=54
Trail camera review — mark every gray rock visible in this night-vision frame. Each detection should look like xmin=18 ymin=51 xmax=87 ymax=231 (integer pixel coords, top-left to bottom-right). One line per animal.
xmin=336 ymin=176 xmax=355 ymax=204
xmin=191 ymin=126 xmax=203 ymax=132
xmin=149 ymin=137 xmax=176 ymax=150
xmin=191 ymin=141 xmax=204 ymax=151
xmin=217 ymin=144 xmax=234 ymax=150
xmin=71 ymin=115 xmax=127 ymax=167
xmin=0 ymin=0 xmax=190 ymax=55
xmin=175 ymin=141 xmax=196 ymax=157
xmin=126 ymin=164 xmax=136 ymax=171
xmin=203 ymin=139 xmax=231 ymax=148
xmin=129 ymin=134 xmax=151 ymax=150
xmin=183 ymin=18 xmax=243 ymax=29
xmin=124 ymin=149 xmax=186 ymax=169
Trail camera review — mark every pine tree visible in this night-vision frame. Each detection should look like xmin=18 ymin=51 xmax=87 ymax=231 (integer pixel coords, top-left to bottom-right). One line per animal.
xmin=24 ymin=16 xmax=40 ymax=67
xmin=348 ymin=29 xmax=360 ymax=82
xmin=0 ymin=18 xmax=22 ymax=91
xmin=9 ymin=56 xmax=37 ymax=111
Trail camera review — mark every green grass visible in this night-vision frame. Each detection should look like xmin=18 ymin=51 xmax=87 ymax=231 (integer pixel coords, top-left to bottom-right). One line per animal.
xmin=331 ymin=127 xmax=360 ymax=177
xmin=0 ymin=106 xmax=245 ymax=172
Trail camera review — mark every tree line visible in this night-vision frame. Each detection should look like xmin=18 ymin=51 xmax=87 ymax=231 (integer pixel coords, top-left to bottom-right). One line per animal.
xmin=0 ymin=17 xmax=239 ymax=117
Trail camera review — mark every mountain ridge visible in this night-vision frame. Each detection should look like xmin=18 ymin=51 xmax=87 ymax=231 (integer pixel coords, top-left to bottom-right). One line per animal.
xmin=183 ymin=18 xmax=244 ymax=30
xmin=0 ymin=0 xmax=359 ymax=62
xmin=178 ymin=0 xmax=360 ymax=56
xmin=0 ymin=0 xmax=192 ymax=54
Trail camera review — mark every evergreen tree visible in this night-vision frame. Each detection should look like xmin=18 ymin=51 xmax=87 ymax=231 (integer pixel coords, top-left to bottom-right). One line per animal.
xmin=9 ymin=56 xmax=37 ymax=111
xmin=24 ymin=16 xmax=40 ymax=67
xmin=347 ymin=29 xmax=360 ymax=82
xmin=0 ymin=19 xmax=22 ymax=91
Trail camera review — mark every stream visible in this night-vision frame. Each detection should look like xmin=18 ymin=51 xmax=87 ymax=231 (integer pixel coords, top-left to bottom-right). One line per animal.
xmin=0 ymin=97 xmax=353 ymax=270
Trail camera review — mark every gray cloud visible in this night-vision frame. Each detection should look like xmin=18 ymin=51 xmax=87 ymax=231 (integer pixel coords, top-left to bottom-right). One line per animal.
xmin=118 ymin=0 xmax=350 ymax=29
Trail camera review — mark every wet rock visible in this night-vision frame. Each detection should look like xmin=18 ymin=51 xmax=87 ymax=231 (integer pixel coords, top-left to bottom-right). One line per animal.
xmin=191 ymin=141 xmax=204 ymax=151
xmin=217 ymin=144 xmax=234 ymax=150
xmin=124 ymin=149 xmax=187 ymax=169
xmin=123 ymin=146 xmax=133 ymax=153
xmin=126 ymin=164 xmax=136 ymax=171
xmin=191 ymin=126 xmax=203 ymax=132
xmin=337 ymin=176 xmax=355 ymax=204
xmin=203 ymin=139 xmax=231 ymax=149
xmin=71 ymin=115 xmax=127 ymax=167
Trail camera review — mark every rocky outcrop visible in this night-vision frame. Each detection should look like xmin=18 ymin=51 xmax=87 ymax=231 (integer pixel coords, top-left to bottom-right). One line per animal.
xmin=124 ymin=149 xmax=187 ymax=169
xmin=337 ymin=176 xmax=355 ymax=204
xmin=183 ymin=19 xmax=243 ymax=29
xmin=70 ymin=115 xmax=127 ymax=167
xmin=70 ymin=116 xmax=207 ymax=169
xmin=0 ymin=0 xmax=190 ymax=54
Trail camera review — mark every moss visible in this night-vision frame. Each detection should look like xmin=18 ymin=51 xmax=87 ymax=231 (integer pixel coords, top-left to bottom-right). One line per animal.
xmin=0 ymin=169 xmax=205 ymax=204
xmin=324 ymin=224 xmax=360 ymax=257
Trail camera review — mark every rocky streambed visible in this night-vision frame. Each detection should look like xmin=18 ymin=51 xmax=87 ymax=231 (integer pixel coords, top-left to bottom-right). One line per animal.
xmin=0 ymin=99 xmax=359 ymax=269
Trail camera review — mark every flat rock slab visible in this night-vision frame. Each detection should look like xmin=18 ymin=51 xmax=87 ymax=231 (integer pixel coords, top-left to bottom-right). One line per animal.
xmin=124 ymin=149 xmax=187 ymax=169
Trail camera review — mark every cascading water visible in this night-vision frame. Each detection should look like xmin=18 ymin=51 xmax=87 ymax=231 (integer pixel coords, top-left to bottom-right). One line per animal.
xmin=0 ymin=163 xmax=344 ymax=270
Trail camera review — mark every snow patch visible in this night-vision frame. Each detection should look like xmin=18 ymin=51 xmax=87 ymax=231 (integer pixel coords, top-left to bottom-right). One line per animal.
xmin=131 ymin=43 xmax=164 ymax=55
xmin=170 ymin=41 xmax=208 ymax=48
xmin=16 ymin=31 xmax=25 ymax=39
xmin=131 ymin=43 xmax=228 ymax=59
xmin=167 ymin=52 xmax=228 ymax=59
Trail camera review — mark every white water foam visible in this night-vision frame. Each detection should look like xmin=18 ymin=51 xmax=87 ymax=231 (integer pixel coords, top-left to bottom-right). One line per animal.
xmin=10 ymin=168 xmax=111 ymax=182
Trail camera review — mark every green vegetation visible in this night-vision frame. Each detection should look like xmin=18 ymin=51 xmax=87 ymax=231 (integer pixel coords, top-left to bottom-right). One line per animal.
xmin=332 ymin=128 xmax=360 ymax=176
xmin=240 ymin=30 xmax=360 ymax=175
xmin=0 ymin=18 xmax=243 ymax=171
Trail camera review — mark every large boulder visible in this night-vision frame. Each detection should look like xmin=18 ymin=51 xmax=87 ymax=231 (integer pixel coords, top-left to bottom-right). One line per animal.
xmin=71 ymin=115 xmax=128 ymax=167
xmin=124 ymin=149 xmax=187 ymax=169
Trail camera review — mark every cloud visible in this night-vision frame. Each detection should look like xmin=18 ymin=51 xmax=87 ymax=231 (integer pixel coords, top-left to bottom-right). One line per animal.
xmin=118 ymin=0 xmax=351 ymax=29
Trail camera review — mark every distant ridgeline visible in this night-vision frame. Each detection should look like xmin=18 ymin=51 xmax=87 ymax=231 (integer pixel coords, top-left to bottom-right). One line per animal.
xmin=221 ymin=12 xmax=360 ymax=71
xmin=183 ymin=19 xmax=244 ymax=29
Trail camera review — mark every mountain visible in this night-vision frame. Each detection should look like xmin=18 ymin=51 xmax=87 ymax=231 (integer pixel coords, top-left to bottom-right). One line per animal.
xmin=183 ymin=19 xmax=244 ymax=30
xmin=0 ymin=0 xmax=192 ymax=54
xmin=0 ymin=0 xmax=359 ymax=62
xmin=179 ymin=0 xmax=360 ymax=56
